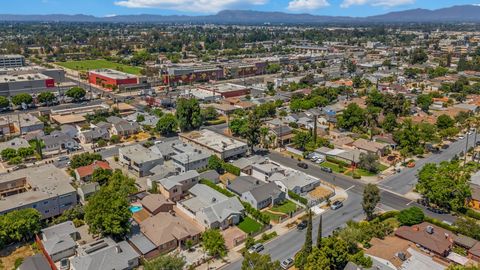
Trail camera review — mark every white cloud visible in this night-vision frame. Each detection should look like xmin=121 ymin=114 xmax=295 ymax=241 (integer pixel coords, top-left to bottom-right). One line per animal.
xmin=114 ymin=0 xmax=268 ymax=13
xmin=340 ymin=0 xmax=414 ymax=8
xmin=287 ymin=0 xmax=330 ymax=11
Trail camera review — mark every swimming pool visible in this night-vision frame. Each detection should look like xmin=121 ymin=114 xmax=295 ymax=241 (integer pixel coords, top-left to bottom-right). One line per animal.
xmin=129 ymin=205 xmax=143 ymax=213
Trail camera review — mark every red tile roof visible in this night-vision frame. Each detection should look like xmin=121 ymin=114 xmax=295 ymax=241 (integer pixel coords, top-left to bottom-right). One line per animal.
xmin=75 ymin=160 xmax=111 ymax=178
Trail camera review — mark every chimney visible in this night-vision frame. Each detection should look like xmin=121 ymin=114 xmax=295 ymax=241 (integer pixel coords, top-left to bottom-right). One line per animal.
xmin=115 ymin=246 xmax=123 ymax=253
xmin=426 ymin=226 xmax=434 ymax=234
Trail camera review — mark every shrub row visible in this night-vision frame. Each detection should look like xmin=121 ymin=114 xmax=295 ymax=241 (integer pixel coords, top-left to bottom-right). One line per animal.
xmin=326 ymin=156 xmax=350 ymax=167
xmin=288 ymin=190 xmax=308 ymax=205
xmin=199 ymin=179 xmax=235 ymax=198
xmin=465 ymin=209 xmax=480 ymax=220
xmin=241 ymin=201 xmax=271 ymax=224
xmin=223 ymin=163 xmax=241 ymax=176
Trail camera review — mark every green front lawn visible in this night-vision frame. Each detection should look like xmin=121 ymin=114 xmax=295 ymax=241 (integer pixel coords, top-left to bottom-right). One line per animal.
xmin=321 ymin=161 xmax=346 ymax=173
xmin=263 ymin=211 xmax=284 ymax=222
xmin=378 ymin=164 xmax=389 ymax=171
xmin=345 ymin=168 xmax=376 ymax=177
xmin=56 ymin=59 xmax=143 ymax=75
xmin=271 ymin=200 xmax=298 ymax=214
xmin=237 ymin=217 xmax=263 ymax=234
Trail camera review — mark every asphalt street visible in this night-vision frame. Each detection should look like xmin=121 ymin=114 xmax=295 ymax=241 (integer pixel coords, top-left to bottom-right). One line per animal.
xmin=380 ymin=131 xmax=479 ymax=194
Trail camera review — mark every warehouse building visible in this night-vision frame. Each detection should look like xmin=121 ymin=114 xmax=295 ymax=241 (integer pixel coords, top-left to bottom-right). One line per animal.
xmin=88 ymin=69 xmax=138 ymax=89
xmin=0 ymin=73 xmax=55 ymax=96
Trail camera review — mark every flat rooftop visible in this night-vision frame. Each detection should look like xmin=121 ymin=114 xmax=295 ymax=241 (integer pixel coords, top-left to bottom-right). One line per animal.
xmin=90 ymin=69 xmax=137 ymax=80
xmin=0 ymin=73 xmax=50 ymax=82
xmin=0 ymin=54 xmax=24 ymax=59
xmin=0 ymin=164 xmax=75 ymax=213
xmin=180 ymin=129 xmax=247 ymax=153
xmin=120 ymin=144 xmax=162 ymax=164
xmin=200 ymin=83 xmax=248 ymax=93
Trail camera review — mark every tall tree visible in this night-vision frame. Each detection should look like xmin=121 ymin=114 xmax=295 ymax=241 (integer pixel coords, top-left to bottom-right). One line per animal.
xmin=295 ymin=210 xmax=313 ymax=269
xmin=242 ymin=252 xmax=281 ymax=270
xmin=316 ymin=215 xmax=323 ymax=249
xmin=201 ymin=229 xmax=227 ymax=258
xmin=362 ymin=184 xmax=380 ymax=221
xmin=156 ymin=113 xmax=178 ymax=135
xmin=175 ymin=98 xmax=203 ymax=131
xmin=244 ymin=113 xmax=261 ymax=153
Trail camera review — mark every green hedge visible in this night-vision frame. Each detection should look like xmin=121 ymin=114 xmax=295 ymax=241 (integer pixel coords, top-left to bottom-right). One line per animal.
xmin=223 ymin=163 xmax=241 ymax=176
xmin=288 ymin=190 xmax=307 ymax=205
xmin=241 ymin=201 xmax=271 ymax=224
xmin=375 ymin=211 xmax=399 ymax=222
xmin=326 ymin=156 xmax=350 ymax=167
xmin=465 ymin=209 xmax=480 ymax=220
xmin=199 ymin=179 xmax=235 ymax=198
xmin=424 ymin=216 xmax=458 ymax=233
xmin=206 ymin=119 xmax=227 ymax=126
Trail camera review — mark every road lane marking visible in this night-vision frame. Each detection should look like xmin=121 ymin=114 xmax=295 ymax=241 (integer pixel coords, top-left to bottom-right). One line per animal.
xmin=406 ymin=200 xmax=414 ymax=206
xmin=345 ymin=185 xmax=355 ymax=192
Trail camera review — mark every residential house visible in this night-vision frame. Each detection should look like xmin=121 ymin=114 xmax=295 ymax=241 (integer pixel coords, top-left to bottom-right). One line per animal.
xmin=251 ymin=162 xmax=285 ymax=182
xmin=227 ymin=176 xmax=285 ymax=210
xmin=18 ymin=254 xmax=51 ymax=270
xmin=140 ymin=194 xmax=175 ymax=215
xmin=270 ymin=171 xmax=320 ymax=195
xmin=179 ymin=129 xmax=248 ymax=160
xmin=132 ymin=212 xmax=202 ymax=258
xmin=395 ymin=222 xmax=454 ymax=257
xmin=178 ymin=184 xmax=244 ymax=230
xmin=232 ymin=155 xmax=268 ymax=175
xmin=70 ymin=238 xmax=140 ymax=270
xmin=268 ymin=125 xmax=294 ymax=148
xmin=0 ymin=165 xmax=77 ymax=219
xmin=149 ymin=140 xmax=179 ymax=160
xmin=119 ymin=144 xmax=164 ymax=177
xmin=107 ymin=116 xmax=140 ymax=137
xmin=74 ymin=160 xmax=112 ymax=182
xmin=0 ymin=137 xmax=30 ymax=153
xmin=60 ymin=124 xmax=78 ymax=139
xmin=351 ymin=138 xmax=389 ymax=156
xmin=171 ymin=149 xmax=210 ymax=172
xmin=198 ymin=170 xmax=221 ymax=184
xmin=42 ymin=131 xmax=78 ymax=152
xmin=155 ymin=170 xmax=199 ymax=202
xmin=77 ymin=182 xmax=100 ymax=204
xmin=41 ymin=221 xmax=79 ymax=262
xmin=124 ymin=112 xmax=159 ymax=127
xmin=13 ymin=113 xmax=44 ymax=134
xmin=78 ymin=126 xmax=109 ymax=144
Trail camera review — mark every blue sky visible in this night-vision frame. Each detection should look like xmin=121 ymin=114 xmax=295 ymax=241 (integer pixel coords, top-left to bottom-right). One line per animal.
xmin=1 ymin=0 xmax=479 ymax=17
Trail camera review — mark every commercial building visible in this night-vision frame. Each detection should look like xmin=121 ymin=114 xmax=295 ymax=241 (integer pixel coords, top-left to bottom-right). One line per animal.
xmin=0 ymin=73 xmax=55 ymax=96
xmin=88 ymin=69 xmax=138 ymax=89
xmin=198 ymin=83 xmax=250 ymax=98
xmin=0 ymin=165 xmax=77 ymax=219
xmin=164 ymin=65 xmax=224 ymax=85
xmin=0 ymin=54 xmax=25 ymax=68
xmin=179 ymin=129 xmax=248 ymax=160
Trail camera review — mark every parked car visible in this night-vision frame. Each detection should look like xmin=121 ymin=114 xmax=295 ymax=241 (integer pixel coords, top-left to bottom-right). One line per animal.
xmin=12 ymin=164 xmax=27 ymax=171
xmin=330 ymin=201 xmax=343 ymax=210
xmin=458 ymin=135 xmax=465 ymax=140
xmin=441 ymin=144 xmax=450 ymax=149
xmin=57 ymin=156 xmax=69 ymax=162
xmin=296 ymin=220 xmax=308 ymax=230
xmin=248 ymin=243 xmax=264 ymax=254
xmin=281 ymin=258 xmax=294 ymax=269
xmin=315 ymin=158 xmax=325 ymax=164
xmin=320 ymin=166 xmax=332 ymax=173
xmin=297 ymin=162 xmax=308 ymax=169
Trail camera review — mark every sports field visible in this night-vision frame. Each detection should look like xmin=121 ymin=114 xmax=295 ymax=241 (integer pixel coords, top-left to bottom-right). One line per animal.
xmin=56 ymin=59 xmax=142 ymax=75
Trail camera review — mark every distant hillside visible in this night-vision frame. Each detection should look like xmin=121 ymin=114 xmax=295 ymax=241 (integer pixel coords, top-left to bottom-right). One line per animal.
xmin=1 ymin=5 xmax=480 ymax=24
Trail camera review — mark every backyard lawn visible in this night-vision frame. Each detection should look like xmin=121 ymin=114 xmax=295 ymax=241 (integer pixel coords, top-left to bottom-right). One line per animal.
xmin=56 ymin=59 xmax=143 ymax=75
xmin=237 ymin=217 xmax=263 ymax=234
xmin=271 ymin=200 xmax=298 ymax=214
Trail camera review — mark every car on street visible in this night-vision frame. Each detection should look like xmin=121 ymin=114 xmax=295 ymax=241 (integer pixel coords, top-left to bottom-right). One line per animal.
xmin=12 ymin=164 xmax=27 ymax=171
xmin=441 ymin=144 xmax=450 ymax=149
xmin=57 ymin=156 xmax=69 ymax=162
xmin=320 ymin=166 xmax=332 ymax=173
xmin=248 ymin=243 xmax=264 ymax=254
xmin=297 ymin=162 xmax=308 ymax=169
xmin=330 ymin=200 xmax=343 ymax=210
xmin=296 ymin=220 xmax=308 ymax=230
xmin=458 ymin=135 xmax=465 ymax=140
xmin=281 ymin=258 xmax=294 ymax=269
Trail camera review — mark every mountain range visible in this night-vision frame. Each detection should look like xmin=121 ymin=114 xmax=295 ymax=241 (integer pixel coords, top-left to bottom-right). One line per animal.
xmin=1 ymin=5 xmax=480 ymax=24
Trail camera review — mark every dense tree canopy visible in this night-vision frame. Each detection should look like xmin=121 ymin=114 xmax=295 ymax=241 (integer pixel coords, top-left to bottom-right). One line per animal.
xmin=156 ymin=113 xmax=178 ymax=135
xmin=176 ymin=98 xmax=203 ymax=131
xmin=417 ymin=161 xmax=471 ymax=211
xmin=65 ymin=87 xmax=86 ymax=101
